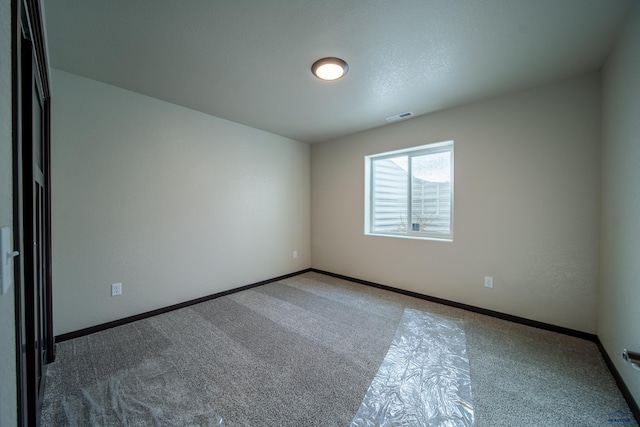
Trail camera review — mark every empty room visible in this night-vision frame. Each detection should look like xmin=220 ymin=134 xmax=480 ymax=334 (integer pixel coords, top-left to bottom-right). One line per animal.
xmin=1 ymin=0 xmax=640 ymax=425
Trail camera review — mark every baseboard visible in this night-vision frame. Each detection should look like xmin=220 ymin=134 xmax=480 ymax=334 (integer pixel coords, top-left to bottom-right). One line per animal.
xmin=311 ymin=269 xmax=597 ymax=342
xmin=596 ymin=339 xmax=640 ymax=424
xmin=60 ymin=267 xmax=595 ymax=343
xmin=55 ymin=268 xmax=313 ymax=342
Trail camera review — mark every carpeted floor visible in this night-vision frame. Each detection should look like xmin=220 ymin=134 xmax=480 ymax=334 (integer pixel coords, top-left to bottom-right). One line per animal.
xmin=41 ymin=271 xmax=638 ymax=426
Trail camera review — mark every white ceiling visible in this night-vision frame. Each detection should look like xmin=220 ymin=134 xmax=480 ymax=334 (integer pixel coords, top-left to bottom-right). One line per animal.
xmin=44 ymin=0 xmax=633 ymax=143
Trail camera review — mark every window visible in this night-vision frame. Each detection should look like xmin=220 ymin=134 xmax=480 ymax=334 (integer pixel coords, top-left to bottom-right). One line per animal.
xmin=365 ymin=141 xmax=454 ymax=241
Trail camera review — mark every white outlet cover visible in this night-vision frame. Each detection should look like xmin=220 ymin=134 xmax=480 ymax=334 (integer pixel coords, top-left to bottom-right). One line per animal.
xmin=484 ymin=276 xmax=493 ymax=288
xmin=111 ymin=282 xmax=123 ymax=296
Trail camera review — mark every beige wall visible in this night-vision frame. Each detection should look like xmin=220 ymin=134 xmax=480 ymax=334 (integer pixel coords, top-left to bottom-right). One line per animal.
xmin=0 ymin=0 xmax=17 ymax=424
xmin=311 ymin=73 xmax=601 ymax=333
xmin=51 ymin=69 xmax=311 ymax=335
xmin=600 ymin=2 xmax=640 ymax=407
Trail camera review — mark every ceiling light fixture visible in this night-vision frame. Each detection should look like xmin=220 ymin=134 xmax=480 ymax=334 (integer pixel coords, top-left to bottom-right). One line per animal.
xmin=311 ymin=57 xmax=348 ymax=81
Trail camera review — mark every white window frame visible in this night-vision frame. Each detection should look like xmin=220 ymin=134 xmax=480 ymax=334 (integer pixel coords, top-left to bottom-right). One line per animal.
xmin=364 ymin=140 xmax=454 ymax=241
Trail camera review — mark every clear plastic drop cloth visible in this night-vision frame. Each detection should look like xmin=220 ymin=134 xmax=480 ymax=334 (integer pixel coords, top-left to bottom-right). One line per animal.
xmin=42 ymin=356 xmax=224 ymax=427
xmin=351 ymin=308 xmax=474 ymax=427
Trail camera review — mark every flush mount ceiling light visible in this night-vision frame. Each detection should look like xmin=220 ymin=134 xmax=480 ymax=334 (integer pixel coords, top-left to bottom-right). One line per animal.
xmin=311 ymin=57 xmax=349 ymax=81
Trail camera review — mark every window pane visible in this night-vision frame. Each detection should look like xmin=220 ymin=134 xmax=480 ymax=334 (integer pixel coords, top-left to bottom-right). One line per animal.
xmin=410 ymin=151 xmax=451 ymax=235
xmin=372 ymin=156 xmax=408 ymax=233
xmin=366 ymin=140 xmax=453 ymax=241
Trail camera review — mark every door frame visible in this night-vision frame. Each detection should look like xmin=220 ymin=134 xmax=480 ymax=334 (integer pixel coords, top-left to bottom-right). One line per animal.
xmin=12 ymin=0 xmax=54 ymax=425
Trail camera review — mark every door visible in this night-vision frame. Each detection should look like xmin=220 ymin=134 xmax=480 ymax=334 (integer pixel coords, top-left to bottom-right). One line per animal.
xmin=13 ymin=0 xmax=54 ymax=425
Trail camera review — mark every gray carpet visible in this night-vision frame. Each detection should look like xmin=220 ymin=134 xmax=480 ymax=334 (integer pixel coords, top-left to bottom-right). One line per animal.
xmin=42 ymin=271 xmax=638 ymax=426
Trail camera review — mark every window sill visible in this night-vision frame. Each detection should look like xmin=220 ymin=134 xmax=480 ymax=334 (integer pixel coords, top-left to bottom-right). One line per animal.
xmin=365 ymin=232 xmax=453 ymax=243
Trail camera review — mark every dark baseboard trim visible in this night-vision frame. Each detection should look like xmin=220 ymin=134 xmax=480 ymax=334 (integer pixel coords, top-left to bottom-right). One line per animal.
xmin=55 ymin=268 xmax=313 ymax=342
xmin=596 ymin=338 xmax=640 ymax=423
xmin=310 ymin=269 xmax=598 ymax=342
xmin=57 ymin=267 xmax=596 ymax=343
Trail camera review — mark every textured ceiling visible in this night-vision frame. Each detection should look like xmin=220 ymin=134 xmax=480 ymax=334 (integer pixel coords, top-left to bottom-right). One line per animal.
xmin=44 ymin=0 xmax=633 ymax=143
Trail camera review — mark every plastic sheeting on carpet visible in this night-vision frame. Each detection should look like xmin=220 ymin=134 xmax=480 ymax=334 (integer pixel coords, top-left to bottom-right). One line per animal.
xmin=42 ymin=356 xmax=224 ymax=426
xmin=351 ymin=308 xmax=474 ymax=427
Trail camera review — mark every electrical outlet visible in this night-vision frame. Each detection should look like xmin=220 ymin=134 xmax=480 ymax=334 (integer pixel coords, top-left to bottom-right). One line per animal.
xmin=293 ymin=250 xmax=298 ymax=259
xmin=111 ymin=282 xmax=122 ymax=296
xmin=484 ymin=276 xmax=493 ymax=288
